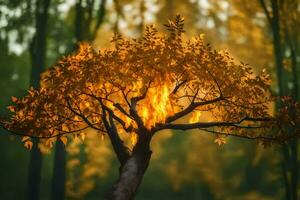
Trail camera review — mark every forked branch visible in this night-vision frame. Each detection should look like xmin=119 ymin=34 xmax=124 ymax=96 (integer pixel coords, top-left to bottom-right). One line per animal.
xmin=165 ymin=95 xmax=224 ymax=123
xmin=101 ymin=107 xmax=130 ymax=165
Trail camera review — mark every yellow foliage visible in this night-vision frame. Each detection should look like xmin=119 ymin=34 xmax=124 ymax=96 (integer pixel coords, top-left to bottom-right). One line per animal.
xmin=66 ymin=130 xmax=112 ymax=198
xmin=24 ymin=140 xmax=33 ymax=150
xmin=5 ymin=15 xmax=276 ymax=146
xmin=214 ymin=137 xmax=227 ymax=146
xmin=59 ymin=136 xmax=68 ymax=145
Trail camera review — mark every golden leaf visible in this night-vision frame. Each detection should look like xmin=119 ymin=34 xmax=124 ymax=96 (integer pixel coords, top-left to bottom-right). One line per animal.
xmin=7 ymin=106 xmax=15 ymax=112
xmin=22 ymin=136 xmax=30 ymax=142
xmin=79 ymin=132 xmax=86 ymax=141
xmin=60 ymin=136 xmax=68 ymax=145
xmin=11 ymin=96 xmax=18 ymax=102
xmin=24 ymin=140 xmax=33 ymax=150
xmin=214 ymin=137 xmax=227 ymax=146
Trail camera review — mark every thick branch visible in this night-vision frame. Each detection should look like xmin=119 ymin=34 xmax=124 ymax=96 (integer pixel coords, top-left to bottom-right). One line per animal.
xmin=131 ymin=82 xmax=150 ymax=106
xmin=101 ymin=106 xmax=130 ymax=165
xmin=154 ymin=116 xmax=272 ymax=132
xmin=102 ymin=103 xmax=134 ymax=132
xmin=113 ymin=103 xmax=133 ymax=120
xmin=165 ymin=95 xmax=224 ymax=124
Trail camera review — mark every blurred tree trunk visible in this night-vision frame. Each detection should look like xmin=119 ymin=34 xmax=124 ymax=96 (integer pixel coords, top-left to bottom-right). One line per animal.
xmin=269 ymin=2 xmax=292 ymax=199
xmin=28 ymin=0 xmax=51 ymax=200
xmin=51 ymin=141 xmax=66 ymax=200
xmin=138 ymin=0 xmax=145 ymax=35
xmin=51 ymin=1 xmax=106 ymax=199
xmin=259 ymin=0 xmax=298 ymax=199
xmin=285 ymin=27 xmax=299 ymax=200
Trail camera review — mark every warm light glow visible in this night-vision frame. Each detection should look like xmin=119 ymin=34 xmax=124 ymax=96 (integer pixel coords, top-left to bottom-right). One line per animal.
xmin=189 ymin=110 xmax=201 ymax=123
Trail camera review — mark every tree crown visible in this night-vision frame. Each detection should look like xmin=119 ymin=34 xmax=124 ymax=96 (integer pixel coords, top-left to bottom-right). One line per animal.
xmin=2 ymin=15 xmax=299 ymax=149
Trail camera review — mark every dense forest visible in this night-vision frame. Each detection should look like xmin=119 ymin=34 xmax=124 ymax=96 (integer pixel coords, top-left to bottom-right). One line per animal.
xmin=0 ymin=0 xmax=300 ymax=199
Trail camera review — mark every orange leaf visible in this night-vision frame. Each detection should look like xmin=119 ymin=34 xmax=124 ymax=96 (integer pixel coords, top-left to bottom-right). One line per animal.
xmin=60 ymin=136 xmax=68 ymax=145
xmin=11 ymin=96 xmax=18 ymax=102
xmin=24 ymin=140 xmax=33 ymax=150
xmin=214 ymin=137 xmax=227 ymax=146
xmin=7 ymin=106 xmax=15 ymax=112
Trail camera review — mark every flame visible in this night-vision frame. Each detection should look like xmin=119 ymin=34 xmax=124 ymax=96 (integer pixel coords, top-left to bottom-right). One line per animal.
xmin=100 ymin=79 xmax=178 ymax=130
xmin=138 ymin=84 xmax=174 ymax=129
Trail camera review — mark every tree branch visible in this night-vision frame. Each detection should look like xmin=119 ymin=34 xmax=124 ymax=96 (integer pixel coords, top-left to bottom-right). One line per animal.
xmin=92 ymin=0 xmax=106 ymax=39
xmin=80 ymin=92 xmax=134 ymax=132
xmin=198 ymin=128 xmax=290 ymax=143
xmin=171 ymin=79 xmax=187 ymax=95
xmin=154 ymin=116 xmax=272 ymax=132
xmin=259 ymin=0 xmax=273 ymax=25
xmin=102 ymin=103 xmax=134 ymax=132
xmin=66 ymin=98 xmax=103 ymax=131
xmin=0 ymin=122 xmax=96 ymax=139
xmin=113 ymin=103 xmax=133 ymax=120
xmin=131 ymin=80 xmax=151 ymax=108
xmin=165 ymin=95 xmax=224 ymax=124
xmin=101 ymin=107 xmax=130 ymax=165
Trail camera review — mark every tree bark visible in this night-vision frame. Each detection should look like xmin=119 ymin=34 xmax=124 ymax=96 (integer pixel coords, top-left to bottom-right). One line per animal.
xmin=267 ymin=1 xmax=293 ymax=199
xmin=270 ymin=1 xmax=300 ymax=199
xmin=286 ymin=26 xmax=299 ymax=200
xmin=27 ymin=0 xmax=50 ymax=199
xmin=51 ymin=140 xmax=66 ymax=200
xmin=27 ymin=139 xmax=43 ymax=200
xmin=105 ymin=132 xmax=152 ymax=200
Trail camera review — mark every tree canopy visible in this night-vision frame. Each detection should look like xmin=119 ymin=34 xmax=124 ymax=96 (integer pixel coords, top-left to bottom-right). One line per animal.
xmin=1 ymin=15 xmax=299 ymax=151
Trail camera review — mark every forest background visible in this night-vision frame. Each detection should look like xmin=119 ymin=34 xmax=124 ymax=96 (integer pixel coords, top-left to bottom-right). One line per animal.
xmin=0 ymin=0 xmax=299 ymax=199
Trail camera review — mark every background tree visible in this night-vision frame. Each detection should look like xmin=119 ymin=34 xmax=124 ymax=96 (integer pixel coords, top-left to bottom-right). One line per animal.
xmin=28 ymin=1 xmax=51 ymax=200
xmin=258 ymin=0 xmax=300 ymax=199
xmin=0 ymin=1 xmax=33 ymax=199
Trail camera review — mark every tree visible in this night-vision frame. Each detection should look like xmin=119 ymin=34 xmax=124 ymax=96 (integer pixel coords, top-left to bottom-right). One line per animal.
xmin=28 ymin=0 xmax=51 ymax=200
xmin=1 ymin=16 xmax=299 ymax=200
xmin=258 ymin=0 xmax=300 ymax=199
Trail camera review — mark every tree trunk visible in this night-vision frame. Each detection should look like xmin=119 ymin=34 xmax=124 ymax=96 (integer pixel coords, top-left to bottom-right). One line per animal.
xmin=268 ymin=1 xmax=294 ymax=199
xmin=27 ymin=139 xmax=42 ymax=200
xmin=51 ymin=140 xmax=66 ymax=200
xmin=105 ymin=133 xmax=152 ymax=200
xmin=27 ymin=0 xmax=50 ymax=199
xmin=287 ymin=26 xmax=299 ymax=200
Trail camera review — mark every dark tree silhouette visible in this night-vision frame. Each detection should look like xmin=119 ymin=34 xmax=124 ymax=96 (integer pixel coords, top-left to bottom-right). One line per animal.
xmin=258 ymin=1 xmax=300 ymax=199
xmin=28 ymin=0 xmax=51 ymax=200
